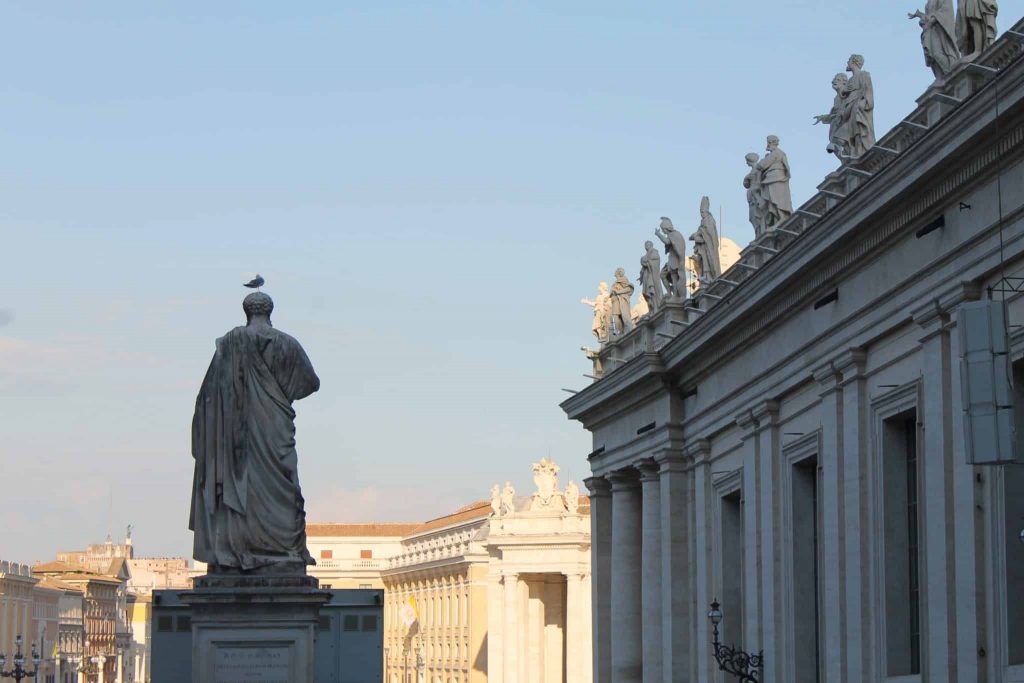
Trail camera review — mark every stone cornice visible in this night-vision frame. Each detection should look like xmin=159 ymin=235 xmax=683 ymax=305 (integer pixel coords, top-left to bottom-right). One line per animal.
xmin=583 ymin=476 xmax=611 ymax=498
xmin=751 ymin=399 xmax=780 ymax=428
xmin=734 ymin=409 xmax=758 ymax=436
xmin=833 ymin=348 xmax=866 ymax=379
xmin=636 ymin=458 xmax=660 ymax=482
xmin=684 ymin=439 xmax=711 ymax=463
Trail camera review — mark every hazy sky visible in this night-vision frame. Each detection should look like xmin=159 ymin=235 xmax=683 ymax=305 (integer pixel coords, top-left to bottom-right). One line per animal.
xmin=0 ymin=1 xmax=978 ymax=562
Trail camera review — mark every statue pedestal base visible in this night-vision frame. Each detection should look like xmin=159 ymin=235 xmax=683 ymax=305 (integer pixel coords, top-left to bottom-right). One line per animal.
xmin=180 ymin=574 xmax=330 ymax=683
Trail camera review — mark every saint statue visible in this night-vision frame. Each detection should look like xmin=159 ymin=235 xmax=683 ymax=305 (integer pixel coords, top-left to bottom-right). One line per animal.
xmin=910 ymin=1 xmax=960 ymax=82
xmin=581 ymin=283 xmax=611 ymax=344
xmin=656 ymin=217 xmax=688 ymax=299
xmin=189 ymin=291 xmax=320 ymax=573
xmin=743 ymin=153 xmax=765 ymax=238
xmin=639 ymin=240 xmax=664 ymax=312
xmin=490 ymin=485 xmax=502 ymax=516
xmin=500 ymin=482 xmax=516 ymax=516
xmin=690 ymin=196 xmax=722 ymax=286
xmin=839 ymin=54 xmax=875 ymax=159
xmin=956 ymin=0 xmax=998 ymax=61
xmin=607 ymin=268 xmax=635 ymax=337
xmin=814 ymin=73 xmax=851 ymax=162
xmin=757 ymin=136 xmax=793 ymax=229
xmin=564 ymin=481 xmax=580 ymax=515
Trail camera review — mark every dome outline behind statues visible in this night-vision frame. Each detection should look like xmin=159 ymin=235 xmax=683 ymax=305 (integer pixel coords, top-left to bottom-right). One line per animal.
xmin=189 ymin=290 xmax=321 ymax=574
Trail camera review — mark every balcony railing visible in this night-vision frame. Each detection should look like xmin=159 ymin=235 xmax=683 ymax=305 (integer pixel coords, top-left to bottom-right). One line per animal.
xmin=315 ymin=559 xmax=382 ymax=570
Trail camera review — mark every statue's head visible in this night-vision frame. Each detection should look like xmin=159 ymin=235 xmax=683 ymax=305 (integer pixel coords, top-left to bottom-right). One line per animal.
xmin=645 ymin=240 xmax=654 ymax=249
xmin=599 ymin=281 xmax=609 ymax=293
xmin=243 ymin=292 xmax=274 ymax=324
xmin=847 ymin=54 xmax=864 ymax=71
xmin=745 ymin=152 xmax=759 ymax=166
xmin=615 ymin=267 xmax=625 ymax=278
xmin=832 ymin=72 xmax=848 ymax=90
xmin=700 ymin=196 xmax=711 ymax=216
xmin=766 ymin=135 xmax=780 ymax=151
xmin=659 ymin=216 xmax=674 ymax=231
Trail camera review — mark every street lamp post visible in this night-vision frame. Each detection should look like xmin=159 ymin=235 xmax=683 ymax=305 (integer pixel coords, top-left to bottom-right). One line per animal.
xmin=0 ymin=635 xmax=41 ymax=682
xmin=707 ymin=599 xmax=763 ymax=682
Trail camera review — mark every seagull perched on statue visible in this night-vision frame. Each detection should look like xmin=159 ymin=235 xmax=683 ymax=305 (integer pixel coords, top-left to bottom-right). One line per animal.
xmin=244 ymin=274 xmax=265 ymax=289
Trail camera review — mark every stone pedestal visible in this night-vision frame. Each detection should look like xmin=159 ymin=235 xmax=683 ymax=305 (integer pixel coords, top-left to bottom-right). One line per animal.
xmin=180 ymin=574 xmax=330 ymax=683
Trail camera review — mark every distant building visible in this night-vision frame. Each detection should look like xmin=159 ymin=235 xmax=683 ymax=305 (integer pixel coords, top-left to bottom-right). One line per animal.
xmin=307 ymin=523 xmax=420 ymax=590
xmin=374 ymin=459 xmax=591 ymax=683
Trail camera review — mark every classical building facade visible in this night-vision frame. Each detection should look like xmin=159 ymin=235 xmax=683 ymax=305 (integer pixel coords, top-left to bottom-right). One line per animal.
xmin=563 ymin=18 xmax=1024 ymax=683
xmin=379 ymin=460 xmax=591 ymax=683
xmin=307 ymin=523 xmax=420 ymax=590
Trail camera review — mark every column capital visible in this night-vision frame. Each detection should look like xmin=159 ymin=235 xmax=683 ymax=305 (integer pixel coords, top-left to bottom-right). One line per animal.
xmin=606 ymin=467 xmax=640 ymax=491
xmin=912 ymin=280 xmax=982 ymax=334
xmin=684 ymin=439 xmax=711 ymax=462
xmin=636 ymin=458 xmax=660 ymax=482
xmin=750 ymin=400 xmax=779 ymax=427
xmin=812 ymin=361 xmax=841 ymax=393
xmin=833 ymin=347 xmax=866 ymax=379
xmin=735 ymin=409 xmax=758 ymax=436
xmin=583 ymin=476 xmax=611 ymax=498
xmin=653 ymin=448 xmax=688 ymax=472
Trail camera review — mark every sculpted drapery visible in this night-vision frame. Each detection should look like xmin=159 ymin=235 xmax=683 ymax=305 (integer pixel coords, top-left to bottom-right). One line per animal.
xmin=190 ymin=293 xmax=320 ymax=572
xmin=841 ymin=55 xmax=875 ymax=158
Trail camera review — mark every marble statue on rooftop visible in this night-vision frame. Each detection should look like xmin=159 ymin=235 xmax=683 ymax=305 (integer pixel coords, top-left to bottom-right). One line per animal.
xmin=490 ymin=485 xmax=501 ymax=516
xmin=910 ymin=1 xmax=960 ymax=82
xmin=756 ymin=136 xmax=793 ymax=229
xmin=957 ymin=0 xmax=998 ymax=61
xmin=631 ymin=296 xmax=649 ymax=324
xmin=814 ymin=73 xmax=852 ymax=162
xmin=639 ymin=240 xmax=664 ymax=312
xmin=840 ymin=54 xmax=875 ymax=159
xmin=564 ymin=480 xmax=580 ymax=514
xmin=743 ymin=153 xmax=766 ymax=238
xmin=656 ymin=217 xmax=688 ymax=299
xmin=581 ymin=282 xmax=611 ymax=344
xmin=189 ymin=291 xmax=319 ymax=573
xmin=607 ymin=267 xmax=635 ymax=337
xmin=500 ymin=482 xmax=516 ymax=516
xmin=690 ymin=196 xmax=722 ymax=286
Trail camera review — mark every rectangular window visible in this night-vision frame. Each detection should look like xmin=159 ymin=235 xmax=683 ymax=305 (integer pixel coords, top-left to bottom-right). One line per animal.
xmin=343 ymin=615 xmax=359 ymax=632
xmin=320 ymin=549 xmax=333 ymax=560
xmin=156 ymin=616 xmax=172 ymax=633
xmin=883 ymin=411 xmax=921 ymax=676
xmin=720 ymin=490 xmax=743 ymax=648
xmin=360 ymin=549 xmax=373 ymax=559
xmin=791 ymin=455 xmax=822 ymax=683
xmin=362 ymin=615 xmax=378 ymax=632
xmin=175 ymin=615 xmax=191 ymax=632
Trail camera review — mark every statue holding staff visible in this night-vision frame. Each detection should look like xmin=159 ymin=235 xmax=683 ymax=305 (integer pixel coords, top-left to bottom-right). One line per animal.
xmin=639 ymin=240 xmax=664 ymax=311
xmin=655 ymin=217 xmax=688 ymax=299
xmin=690 ymin=196 xmax=722 ymax=285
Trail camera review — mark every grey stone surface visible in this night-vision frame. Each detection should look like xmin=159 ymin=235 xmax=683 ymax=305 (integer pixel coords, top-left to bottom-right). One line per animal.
xmin=957 ymin=0 xmax=998 ymax=60
xmin=655 ymin=217 xmax=687 ymax=299
xmin=814 ymin=73 xmax=851 ymax=162
xmin=690 ymin=196 xmax=722 ymax=285
xmin=607 ymin=268 xmax=635 ymax=337
xmin=179 ymin=579 xmax=330 ymax=683
xmin=189 ymin=291 xmax=320 ymax=574
xmin=911 ymin=1 xmax=960 ymax=82
xmin=756 ymin=136 xmax=793 ymax=229
xmin=639 ymin=240 xmax=664 ymax=312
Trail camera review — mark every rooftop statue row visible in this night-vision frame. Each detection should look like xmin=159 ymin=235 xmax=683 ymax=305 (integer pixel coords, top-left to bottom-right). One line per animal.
xmin=909 ymin=0 xmax=999 ymax=85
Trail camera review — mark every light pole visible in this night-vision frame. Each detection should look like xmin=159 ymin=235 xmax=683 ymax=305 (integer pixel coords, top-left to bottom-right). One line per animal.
xmin=0 ymin=635 xmax=41 ymax=682
xmin=707 ymin=599 xmax=763 ymax=682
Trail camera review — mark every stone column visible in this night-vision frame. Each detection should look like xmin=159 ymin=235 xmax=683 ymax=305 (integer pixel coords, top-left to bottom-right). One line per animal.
xmin=78 ymin=666 xmax=86 ymax=683
xmin=689 ymin=440 xmax=715 ymax=682
xmin=813 ymin=362 xmax=845 ymax=683
xmin=116 ymin=651 xmax=124 ymax=683
xmin=637 ymin=459 xmax=663 ymax=683
xmin=488 ymin=569 xmax=504 ymax=682
xmin=502 ymin=572 xmax=519 ymax=683
xmin=753 ymin=401 xmax=781 ymax=683
xmin=518 ymin=576 xmax=529 ymax=683
xmin=608 ymin=468 xmax=643 ymax=683
xmin=912 ymin=298 xmax=959 ymax=683
xmin=527 ymin=580 xmax=543 ymax=683
xmin=735 ymin=409 xmax=762 ymax=653
xmin=836 ymin=349 xmax=869 ymax=682
xmin=583 ymin=476 xmax=612 ymax=683
xmin=565 ymin=573 xmax=584 ymax=683
xmin=543 ymin=576 xmax=564 ymax=683
xmin=654 ymin=450 xmax=689 ymax=683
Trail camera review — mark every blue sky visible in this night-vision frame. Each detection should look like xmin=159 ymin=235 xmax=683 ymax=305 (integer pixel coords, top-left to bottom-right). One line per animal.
xmin=0 ymin=1 xmax=979 ymax=561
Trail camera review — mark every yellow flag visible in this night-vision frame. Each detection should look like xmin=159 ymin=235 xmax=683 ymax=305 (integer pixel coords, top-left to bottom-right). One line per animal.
xmin=51 ymin=640 xmax=58 ymax=659
xmin=409 ymin=596 xmax=419 ymax=621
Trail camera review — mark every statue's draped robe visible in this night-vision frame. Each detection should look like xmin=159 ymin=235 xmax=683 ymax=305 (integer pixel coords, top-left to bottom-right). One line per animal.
xmin=957 ymin=0 xmax=998 ymax=55
xmin=757 ymin=149 xmax=793 ymax=225
xmin=639 ymin=248 xmax=663 ymax=310
xmin=823 ymin=90 xmax=851 ymax=155
xmin=922 ymin=0 xmax=960 ymax=76
xmin=744 ymin=167 xmax=764 ymax=236
xmin=692 ymin=215 xmax=722 ymax=281
xmin=608 ymin=275 xmax=634 ymax=331
xmin=841 ymin=70 xmax=875 ymax=157
xmin=189 ymin=325 xmax=320 ymax=571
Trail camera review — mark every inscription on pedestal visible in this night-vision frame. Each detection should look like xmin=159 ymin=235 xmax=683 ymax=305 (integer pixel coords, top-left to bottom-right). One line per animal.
xmin=214 ymin=646 xmax=291 ymax=683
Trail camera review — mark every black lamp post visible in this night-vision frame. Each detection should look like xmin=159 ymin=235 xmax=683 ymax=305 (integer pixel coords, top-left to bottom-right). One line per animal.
xmin=708 ymin=599 xmax=764 ymax=682
xmin=0 ymin=635 xmax=41 ymax=682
